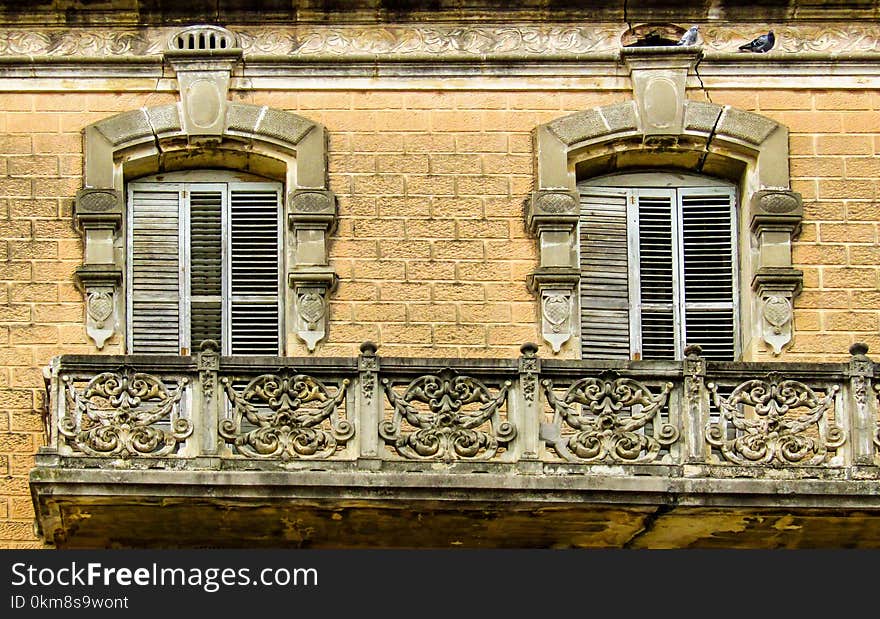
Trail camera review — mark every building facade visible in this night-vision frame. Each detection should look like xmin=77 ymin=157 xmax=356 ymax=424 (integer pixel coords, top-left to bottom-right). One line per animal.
xmin=0 ymin=1 xmax=879 ymax=547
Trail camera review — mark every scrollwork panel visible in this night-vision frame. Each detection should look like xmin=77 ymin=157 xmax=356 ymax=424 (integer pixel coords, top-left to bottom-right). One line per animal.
xmin=220 ymin=371 xmax=353 ymax=460
xmin=60 ymin=368 xmax=192 ymax=458
xmin=380 ymin=369 xmax=515 ymax=461
xmin=706 ymin=373 xmax=844 ymax=466
xmin=540 ymin=371 xmax=678 ymax=464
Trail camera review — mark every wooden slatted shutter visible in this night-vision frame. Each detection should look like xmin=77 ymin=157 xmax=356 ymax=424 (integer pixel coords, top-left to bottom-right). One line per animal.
xmin=578 ymin=188 xmax=631 ymax=359
xmin=679 ymin=188 xmax=737 ymax=360
xmin=228 ymin=184 xmax=282 ymax=356
xmin=128 ymin=186 xmax=183 ymax=354
xmin=632 ymin=190 xmax=679 ymax=360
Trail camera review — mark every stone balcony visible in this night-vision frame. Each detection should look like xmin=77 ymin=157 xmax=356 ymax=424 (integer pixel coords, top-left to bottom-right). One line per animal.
xmin=30 ymin=342 xmax=880 ymax=548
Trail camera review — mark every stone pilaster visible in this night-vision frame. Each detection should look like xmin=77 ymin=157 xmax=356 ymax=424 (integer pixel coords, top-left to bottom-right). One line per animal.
xmin=750 ymin=189 xmax=804 ymax=355
xmin=288 ymin=189 xmax=338 ymax=351
xmin=73 ymin=188 xmax=123 ymax=349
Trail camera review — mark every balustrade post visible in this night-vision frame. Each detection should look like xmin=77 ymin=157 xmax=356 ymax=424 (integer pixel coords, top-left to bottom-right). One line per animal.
xmin=683 ymin=344 xmax=710 ymax=463
xmin=196 ymin=340 xmax=221 ymax=457
xmin=847 ymin=343 xmax=876 ymax=466
xmin=515 ymin=343 xmax=541 ymax=465
xmin=358 ymin=341 xmax=381 ymax=465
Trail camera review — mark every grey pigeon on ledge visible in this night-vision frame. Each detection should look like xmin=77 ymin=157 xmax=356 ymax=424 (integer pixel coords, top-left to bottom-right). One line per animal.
xmin=677 ymin=25 xmax=699 ymax=46
xmin=739 ymin=30 xmax=775 ymax=53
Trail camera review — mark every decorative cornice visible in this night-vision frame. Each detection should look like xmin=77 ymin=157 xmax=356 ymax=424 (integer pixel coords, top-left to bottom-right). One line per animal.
xmin=1 ymin=23 xmax=879 ymax=59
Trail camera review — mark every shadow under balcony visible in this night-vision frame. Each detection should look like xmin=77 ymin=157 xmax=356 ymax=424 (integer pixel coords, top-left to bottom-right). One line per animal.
xmin=30 ymin=342 xmax=880 ymax=548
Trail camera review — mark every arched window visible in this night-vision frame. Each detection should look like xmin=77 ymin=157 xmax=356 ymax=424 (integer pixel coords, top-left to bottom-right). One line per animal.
xmin=578 ymin=172 xmax=737 ymax=361
xmin=126 ymin=171 xmax=283 ymax=356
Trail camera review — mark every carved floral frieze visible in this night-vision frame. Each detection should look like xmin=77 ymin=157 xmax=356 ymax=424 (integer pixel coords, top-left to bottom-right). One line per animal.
xmin=1 ymin=24 xmax=878 ymax=58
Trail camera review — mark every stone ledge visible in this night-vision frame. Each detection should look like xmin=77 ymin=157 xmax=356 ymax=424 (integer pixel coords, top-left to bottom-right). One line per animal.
xmin=30 ymin=467 xmax=880 ymax=548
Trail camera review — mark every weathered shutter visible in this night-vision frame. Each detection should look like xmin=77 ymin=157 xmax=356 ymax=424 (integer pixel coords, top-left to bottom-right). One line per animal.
xmin=228 ymin=184 xmax=282 ymax=355
xmin=633 ymin=190 xmax=678 ymax=360
xmin=189 ymin=188 xmax=224 ymax=352
xmin=680 ymin=188 xmax=737 ymax=360
xmin=128 ymin=186 xmax=183 ymax=354
xmin=578 ymin=187 xmax=631 ymax=359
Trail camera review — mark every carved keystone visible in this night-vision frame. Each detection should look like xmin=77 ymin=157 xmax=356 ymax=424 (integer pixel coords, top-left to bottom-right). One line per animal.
xmin=621 ymin=46 xmax=702 ymax=137
xmin=164 ymin=25 xmax=242 ymax=138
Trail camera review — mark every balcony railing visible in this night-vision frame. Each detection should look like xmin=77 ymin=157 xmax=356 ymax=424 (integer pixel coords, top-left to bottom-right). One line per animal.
xmin=38 ymin=341 xmax=880 ymax=475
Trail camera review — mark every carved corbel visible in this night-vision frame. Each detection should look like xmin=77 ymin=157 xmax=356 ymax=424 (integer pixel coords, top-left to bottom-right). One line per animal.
xmin=288 ymin=188 xmax=338 ymax=351
xmin=750 ymin=189 xmax=804 ymax=355
xmin=526 ymin=190 xmax=582 ymax=353
xmin=527 ymin=268 xmax=580 ymax=354
xmin=73 ymin=189 xmax=123 ymax=349
xmin=289 ymin=269 xmax=337 ymax=352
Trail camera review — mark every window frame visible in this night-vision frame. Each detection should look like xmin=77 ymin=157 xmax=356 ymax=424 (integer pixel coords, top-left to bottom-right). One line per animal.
xmin=578 ymin=172 xmax=740 ymax=361
xmin=125 ymin=173 xmax=285 ymax=356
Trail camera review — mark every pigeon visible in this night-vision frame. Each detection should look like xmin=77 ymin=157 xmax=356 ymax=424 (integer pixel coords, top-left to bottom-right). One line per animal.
xmin=677 ymin=25 xmax=699 ymax=46
xmin=739 ymin=30 xmax=775 ymax=53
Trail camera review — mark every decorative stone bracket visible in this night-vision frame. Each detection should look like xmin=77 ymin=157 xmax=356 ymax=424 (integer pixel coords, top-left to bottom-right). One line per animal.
xmin=527 ymin=190 xmax=580 ymax=352
xmin=289 ymin=189 xmax=338 ymax=351
xmin=751 ymin=189 xmax=804 ymax=355
xmin=73 ymin=189 xmax=123 ymax=349
xmin=527 ymin=267 xmax=580 ymax=354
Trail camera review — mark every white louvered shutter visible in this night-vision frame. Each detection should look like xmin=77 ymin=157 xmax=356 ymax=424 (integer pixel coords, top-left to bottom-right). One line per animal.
xmin=578 ymin=187 xmax=631 ymax=359
xmin=679 ymin=188 xmax=737 ymax=360
xmin=128 ymin=186 xmax=184 ymax=354
xmin=228 ymin=183 xmax=282 ymax=355
xmin=632 ymin=190 xmax=679 ymax=360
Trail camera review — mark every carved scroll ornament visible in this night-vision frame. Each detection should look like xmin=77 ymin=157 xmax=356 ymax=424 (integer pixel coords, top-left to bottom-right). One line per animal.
xmin=541 ymin=372 xmax=677 ymax=463
xmin=707 ymin=373 xmax=844 ymax=465
xmin=60 ymin=368 xmax=191 ymax=457
xmin=380 ymin=370 xmax=515 ymax=460
xmin=220 ymin=372 xmax=352 ymax=460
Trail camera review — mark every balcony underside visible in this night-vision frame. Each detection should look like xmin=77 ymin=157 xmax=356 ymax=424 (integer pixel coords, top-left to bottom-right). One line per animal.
xmin=31 ymin=464 xmax=880 ymax=549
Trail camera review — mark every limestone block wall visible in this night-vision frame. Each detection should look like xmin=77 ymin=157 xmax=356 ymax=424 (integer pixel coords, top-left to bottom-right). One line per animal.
xmin=0 ymin=46 xmax=879 ymax=546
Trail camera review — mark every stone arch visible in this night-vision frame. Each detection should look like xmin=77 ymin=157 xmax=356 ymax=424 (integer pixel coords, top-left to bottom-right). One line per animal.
xmin=74 ymin=103 xmax=337 ymax=352
xmin=528 ymin=100 xmax=803 ymax=359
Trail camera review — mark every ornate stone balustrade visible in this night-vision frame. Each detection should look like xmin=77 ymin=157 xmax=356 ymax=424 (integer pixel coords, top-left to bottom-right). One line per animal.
xmin=38 ymin=341 xmax=879 ymax=472
xmin=31 ymin=341 xmax=880 ymax=547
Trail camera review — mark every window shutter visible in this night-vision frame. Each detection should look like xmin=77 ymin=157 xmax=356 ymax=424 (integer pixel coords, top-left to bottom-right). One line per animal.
xmin=228 ymin=184 xmax=282 ymax=355
xmin=680 ymin=189 xmax=737 ymax=360
xmin=189 ymin=189 xmax=224 ymax=351
xmin=578 ymin=187 xmax=630 ymax=359
xmin=128 ymin=186 xmax=183 ymax=354
xmin=633 ymin=191 xmax=678 ymax=360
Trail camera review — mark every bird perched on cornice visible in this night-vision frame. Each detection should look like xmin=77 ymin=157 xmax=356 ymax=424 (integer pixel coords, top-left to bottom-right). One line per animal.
xmin=677 ymin=25 xmax=700 ymax=47
xmin=739 ymin=30 xmax=775 ymax=53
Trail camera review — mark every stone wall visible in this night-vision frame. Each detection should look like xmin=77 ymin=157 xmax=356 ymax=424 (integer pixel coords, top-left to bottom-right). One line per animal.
xmin=1 ymin=20 xmax=879 ymax=545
